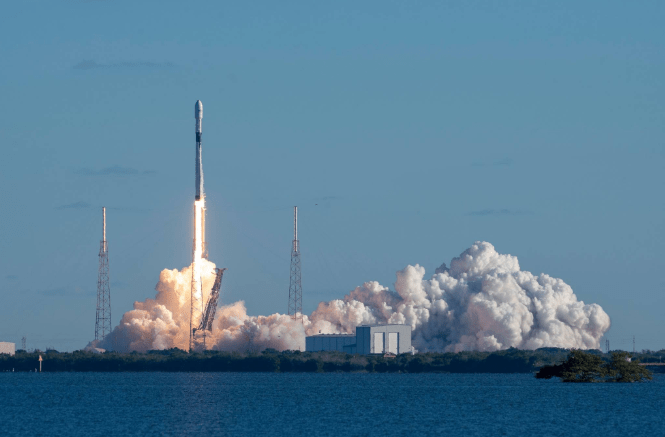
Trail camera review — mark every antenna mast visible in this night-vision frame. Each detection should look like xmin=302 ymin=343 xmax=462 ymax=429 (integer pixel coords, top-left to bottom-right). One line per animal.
xmin=95 ymin=207 xmax=111 ymax=342
xmin=288 ymin=206 xmax=303 ymax=323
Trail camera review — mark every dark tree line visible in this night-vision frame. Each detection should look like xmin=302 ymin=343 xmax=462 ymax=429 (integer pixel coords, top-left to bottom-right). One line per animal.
xmin=1 ymin=347 xmax=662 ymax=375
xmin=0 ymin=347 xmax=564 ymax=373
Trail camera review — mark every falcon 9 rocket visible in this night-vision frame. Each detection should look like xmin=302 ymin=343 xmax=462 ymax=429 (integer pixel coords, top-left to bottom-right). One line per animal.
xmin=190 ymin=100 xmax=206 ymax=350
xmin=194 ymin=100 xmax=206 ymax=259
xmin=195 ymin=100 xmax=203 ymax=201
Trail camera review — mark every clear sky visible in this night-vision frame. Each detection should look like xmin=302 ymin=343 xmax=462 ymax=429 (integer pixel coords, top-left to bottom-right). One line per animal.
xmin=0 ymin=1 xmax=663 ymax=352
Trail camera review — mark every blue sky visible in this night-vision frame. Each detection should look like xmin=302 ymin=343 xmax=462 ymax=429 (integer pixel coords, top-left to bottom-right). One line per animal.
xmin=0 ymin=1 xmax=663 ymax=352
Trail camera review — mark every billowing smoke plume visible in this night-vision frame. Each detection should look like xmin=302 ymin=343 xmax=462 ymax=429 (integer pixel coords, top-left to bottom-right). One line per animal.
xmin=308 ymin=242 xmax=610 ymax=351
xmin=96 ymin=258 xmax=305 ymax=352
xmin=94 ymin=242 xmax=610 ymax=353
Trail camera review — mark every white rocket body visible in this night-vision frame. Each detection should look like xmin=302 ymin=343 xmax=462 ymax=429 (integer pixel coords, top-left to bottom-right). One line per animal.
xmin=195 ymin=100 xmax=203 ymax=201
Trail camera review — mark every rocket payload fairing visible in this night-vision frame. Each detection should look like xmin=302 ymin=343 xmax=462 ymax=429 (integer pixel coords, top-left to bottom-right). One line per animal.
xmin=195 ymin=100 xmax=203 ymax=201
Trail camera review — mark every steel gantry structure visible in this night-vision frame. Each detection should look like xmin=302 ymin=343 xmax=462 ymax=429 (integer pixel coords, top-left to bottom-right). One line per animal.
xmin=288 ymin=206 xmax=303 ymax=323
xmin=95 ymin=207 xmax=111 ymax=341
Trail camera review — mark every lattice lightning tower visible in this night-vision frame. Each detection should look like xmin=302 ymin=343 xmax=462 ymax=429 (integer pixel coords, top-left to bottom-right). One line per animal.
xmin=95 ymin=207 xmax=111 ymax=341
xmin=288 ymin=206 xmax=303 ymax=323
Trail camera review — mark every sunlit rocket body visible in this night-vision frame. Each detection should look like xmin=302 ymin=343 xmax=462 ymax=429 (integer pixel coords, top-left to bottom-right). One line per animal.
xmin=190 ymin=100 xmax=207 ymax=350
xmin=193 ymin=100 xmax=207 ymax=260
xmin=195 ymin=100 xmax=203 ymax=201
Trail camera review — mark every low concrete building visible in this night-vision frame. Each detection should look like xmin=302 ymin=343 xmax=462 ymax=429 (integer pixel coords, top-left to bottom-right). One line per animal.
xmin=306 ymin=324 xmax=412 ymax=355
xmin=0 ymin=342 xmax=16 ymax=356
xmin=305 ymin=334 xmax=356 ymax=352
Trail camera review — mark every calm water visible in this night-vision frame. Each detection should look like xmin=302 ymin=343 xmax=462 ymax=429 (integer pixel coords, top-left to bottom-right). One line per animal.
xmin=1 ymin=373 xmax=663 ymax=436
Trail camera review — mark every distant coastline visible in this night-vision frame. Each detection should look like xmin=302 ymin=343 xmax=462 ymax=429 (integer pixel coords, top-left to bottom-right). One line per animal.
xmin=2 ymin=348 xmax=664 ymax=374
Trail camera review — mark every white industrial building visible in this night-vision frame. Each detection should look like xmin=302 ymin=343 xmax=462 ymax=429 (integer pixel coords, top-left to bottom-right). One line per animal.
xmin=306 ymin=324 xmax=412 ymax=355
xmin=0 ymin=342 xmax=16 ymax=356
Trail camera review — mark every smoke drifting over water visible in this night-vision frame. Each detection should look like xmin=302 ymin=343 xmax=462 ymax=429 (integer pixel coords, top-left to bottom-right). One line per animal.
xmin=96 ymin=242 xmax=610 ymax=353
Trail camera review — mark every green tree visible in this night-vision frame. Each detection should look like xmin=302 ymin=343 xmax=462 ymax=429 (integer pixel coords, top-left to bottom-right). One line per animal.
xmin=559 ymin=350 xmax=606 ymax=382
xmin=604 ymin=351 xmax=652 ymax=383
xmin=535 ymin=350 xmax=654 ymax=383
xmin=535 ymin=363 xmax=563 ymax=379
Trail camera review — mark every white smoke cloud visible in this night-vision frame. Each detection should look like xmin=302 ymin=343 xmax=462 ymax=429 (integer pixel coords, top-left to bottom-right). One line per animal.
xmin=95 ymin=242 xmax=610 ymax=353
xmin=210 ymin=302 xmax=305 ymax=352
xmin=308 ymin=242 xmax=610 ymax=352
xmin=97 ymin=258 xmax=305 ymax=353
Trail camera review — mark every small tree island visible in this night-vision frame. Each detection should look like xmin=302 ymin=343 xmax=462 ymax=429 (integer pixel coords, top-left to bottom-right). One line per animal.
xmin=536 ymin=350 xmax=653 ymax=383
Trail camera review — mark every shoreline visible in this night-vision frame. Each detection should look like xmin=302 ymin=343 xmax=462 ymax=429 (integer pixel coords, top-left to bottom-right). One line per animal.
xmin=3 ymin=348 xmax=664 ymax=374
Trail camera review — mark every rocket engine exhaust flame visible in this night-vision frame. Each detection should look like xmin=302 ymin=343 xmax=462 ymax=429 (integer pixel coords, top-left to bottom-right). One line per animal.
xmin=94 ymin=242 xmax=610 ymax=353
xmin=189 ymin=198 xmax=206 ymax=349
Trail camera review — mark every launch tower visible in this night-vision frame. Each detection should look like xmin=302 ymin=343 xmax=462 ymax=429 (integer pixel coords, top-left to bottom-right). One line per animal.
xmin=199 ymin=268 xmax=227 ymax=348
xmin=288 ymin=206 xmax=303 ymax=323
xmin=95 ymin=207 xmax=111 ymax=341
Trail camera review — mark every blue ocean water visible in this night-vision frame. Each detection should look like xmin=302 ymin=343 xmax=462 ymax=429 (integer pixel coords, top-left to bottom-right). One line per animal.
xmin=1 ymin=373 xmax=663 ymax=436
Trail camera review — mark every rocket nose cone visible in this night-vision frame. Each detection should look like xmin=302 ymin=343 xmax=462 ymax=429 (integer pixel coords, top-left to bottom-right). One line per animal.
xmin=195 ymin=100 xmax=203 ymax=118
